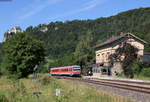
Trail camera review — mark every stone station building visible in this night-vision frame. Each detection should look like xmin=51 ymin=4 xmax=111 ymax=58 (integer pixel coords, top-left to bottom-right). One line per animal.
xmin=93 ymin=33 xmax=147 ymax=77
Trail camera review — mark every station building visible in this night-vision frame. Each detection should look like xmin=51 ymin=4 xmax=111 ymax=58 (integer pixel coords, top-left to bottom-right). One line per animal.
xmin=93 ymin=33 xmax=147 ymax=77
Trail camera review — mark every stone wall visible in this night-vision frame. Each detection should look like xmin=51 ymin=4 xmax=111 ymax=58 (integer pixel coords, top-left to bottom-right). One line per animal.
xmin=112 ymin=62 xmax=123 ymax=76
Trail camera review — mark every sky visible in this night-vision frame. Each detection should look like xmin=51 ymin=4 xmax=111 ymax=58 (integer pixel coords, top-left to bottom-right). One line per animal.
xmin=0 ymin=0 xmax=150 ymax=42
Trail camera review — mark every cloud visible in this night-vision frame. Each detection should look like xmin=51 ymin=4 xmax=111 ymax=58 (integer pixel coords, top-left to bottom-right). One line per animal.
xmin=80 ymin=0 xmax=105 ymax=12
xmin=18 ymin=0 xmax=63 ymax=21
xmin=49 ymin=0 xmax=107 ymax=20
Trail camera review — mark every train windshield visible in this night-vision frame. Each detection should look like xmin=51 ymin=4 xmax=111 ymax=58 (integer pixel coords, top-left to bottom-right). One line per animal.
xmin=73 ymin=67 xmax=80 ymax=72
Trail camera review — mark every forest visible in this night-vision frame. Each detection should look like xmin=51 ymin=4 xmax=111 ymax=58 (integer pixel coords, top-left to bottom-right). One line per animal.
xmin=0 ymin=7 xmax=150 ymax=73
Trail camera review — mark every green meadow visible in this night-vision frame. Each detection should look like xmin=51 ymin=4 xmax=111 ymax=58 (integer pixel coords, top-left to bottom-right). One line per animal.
xmin=0 ymin=75 xmax=134 ymax=102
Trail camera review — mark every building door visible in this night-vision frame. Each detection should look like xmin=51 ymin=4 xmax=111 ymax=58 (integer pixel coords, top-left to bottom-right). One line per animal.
xmin=107 ymin=67 xmax=112 ymax=76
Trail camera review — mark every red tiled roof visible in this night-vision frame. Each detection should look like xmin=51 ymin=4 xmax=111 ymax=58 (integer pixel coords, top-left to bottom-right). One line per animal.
xmin=95 ymin=33 xmax=147 ymax=49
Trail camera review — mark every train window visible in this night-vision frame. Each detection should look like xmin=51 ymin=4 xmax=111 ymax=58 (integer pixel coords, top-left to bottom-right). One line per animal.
xmin=53 ymin=69 xmax=59 ymax=72
xmin=62 ymin=69 xmax=68 ymax=71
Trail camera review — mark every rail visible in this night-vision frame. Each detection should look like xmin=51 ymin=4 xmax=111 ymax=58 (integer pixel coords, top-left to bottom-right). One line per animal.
xmin=62 ymin=77 xmax=150 ymax=94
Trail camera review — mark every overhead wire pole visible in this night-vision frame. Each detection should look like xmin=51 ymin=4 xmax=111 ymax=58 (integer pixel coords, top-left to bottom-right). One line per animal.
xmin=33 ymin=65 xmax=38 ymax=81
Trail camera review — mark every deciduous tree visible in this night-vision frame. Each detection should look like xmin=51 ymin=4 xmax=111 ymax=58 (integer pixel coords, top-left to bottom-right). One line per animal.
xmin=2 ymin=33 xmax=45 ymax=78
xmin=109 ymin=42 xmax=139 ymax=78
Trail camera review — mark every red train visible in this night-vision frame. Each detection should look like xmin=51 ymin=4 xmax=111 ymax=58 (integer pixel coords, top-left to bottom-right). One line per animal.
xmin=50 ymin=65 xmax=81 ymax=76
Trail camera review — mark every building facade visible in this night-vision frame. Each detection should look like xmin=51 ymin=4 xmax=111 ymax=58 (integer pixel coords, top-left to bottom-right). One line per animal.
xmin=94 ymin=33 xmax=147 ymax=76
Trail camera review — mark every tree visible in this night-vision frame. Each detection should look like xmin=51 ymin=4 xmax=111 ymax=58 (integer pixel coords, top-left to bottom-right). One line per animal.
xmin=19 ymin=8 xmax=150 ymax=69
xmin=109 ymin=42 xmax=139 ymax=78
xmin=74 ymin=31 xmax=95 ymax=74
xmin=0 ymin=43 xmax=3 ymax=64
xmin=0 ymin=43 xmax=4 ymax=75
xmin=2 ymin=32 xmax=45 ymax=78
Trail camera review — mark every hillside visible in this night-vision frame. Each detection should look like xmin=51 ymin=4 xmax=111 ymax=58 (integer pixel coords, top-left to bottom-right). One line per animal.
xmin=1 ymin=7 xmax=150 ymax=69
xmin=25 ymin=8 xmax=150 ymax=58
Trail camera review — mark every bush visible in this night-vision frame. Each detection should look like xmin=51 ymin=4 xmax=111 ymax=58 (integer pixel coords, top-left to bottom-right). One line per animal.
xmin=132 ymin=61 xmax=142 ymax=76
xmin=140 ymin=68 xmax=150 ymax=77
xmin=0 ymin=94 xmax=8 ymax=102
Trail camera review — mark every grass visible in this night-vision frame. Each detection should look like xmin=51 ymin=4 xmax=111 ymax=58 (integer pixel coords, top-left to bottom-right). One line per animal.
xmin=116 ymin=75 xmax=150 ymax=81
xmin=133 ymin=75 xmax=150 ymax=81
xmin=0 ymin=74 xmax=135 ymax=102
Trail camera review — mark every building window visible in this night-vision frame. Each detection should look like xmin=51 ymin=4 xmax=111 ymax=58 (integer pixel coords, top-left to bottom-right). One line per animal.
xmin=107 ymin=52 xmax=110 ymax=60
xmin=107 ymin=52 xmax=110 ymax=55
xmin=102 ymin=53 xmax=105 ymax=61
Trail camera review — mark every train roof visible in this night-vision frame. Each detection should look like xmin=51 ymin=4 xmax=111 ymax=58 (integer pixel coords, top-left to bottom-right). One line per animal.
xmin=50 ymin=65 xmax=80 ymax=70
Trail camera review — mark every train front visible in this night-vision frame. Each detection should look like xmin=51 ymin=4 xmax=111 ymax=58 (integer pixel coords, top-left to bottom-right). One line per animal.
xmin=72 ymin=65 xmax=81 ymax=76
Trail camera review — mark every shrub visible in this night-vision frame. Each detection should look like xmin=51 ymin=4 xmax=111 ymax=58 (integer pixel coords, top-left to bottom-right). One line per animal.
xmin=140 ymin=68 xmax=150 ymax=77
xmin=132 ymin=61 xmax=142 ymax=76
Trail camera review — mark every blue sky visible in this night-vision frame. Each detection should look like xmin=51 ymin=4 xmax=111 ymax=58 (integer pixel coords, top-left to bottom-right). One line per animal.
xmin=0 ymin=0 xmax=150 ymax=42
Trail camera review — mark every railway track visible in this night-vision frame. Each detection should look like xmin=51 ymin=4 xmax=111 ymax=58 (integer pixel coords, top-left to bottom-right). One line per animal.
xmin=91 ymin=78 xmax=150 ymax=86
xmin=62 ymin=77 xmax=150 ymax=94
